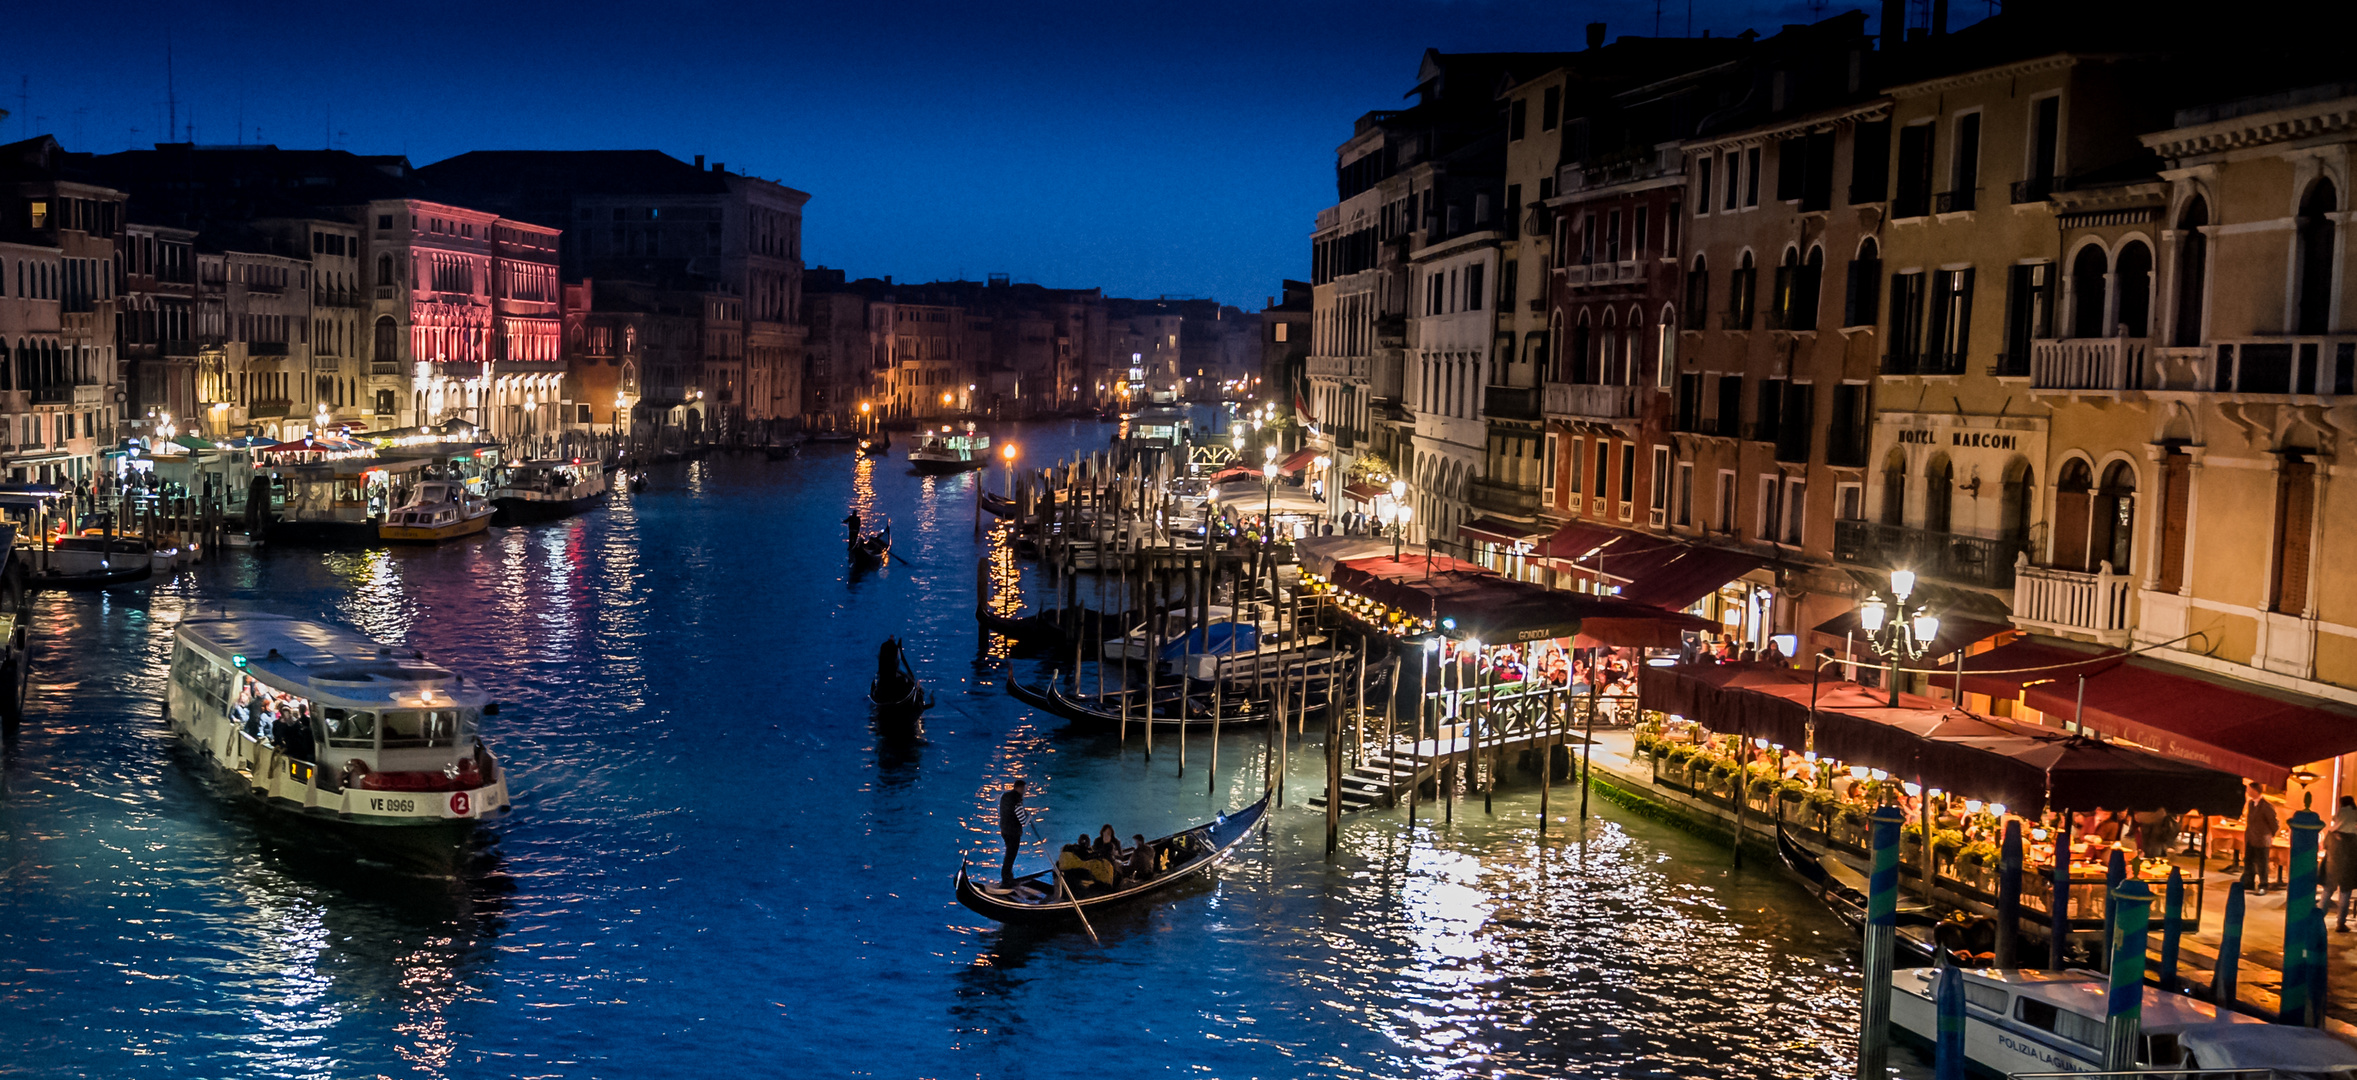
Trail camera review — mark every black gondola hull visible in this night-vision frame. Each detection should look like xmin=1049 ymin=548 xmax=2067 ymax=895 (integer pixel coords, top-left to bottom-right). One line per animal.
xmin=954 ymin=793 xmax=1268 ymax=925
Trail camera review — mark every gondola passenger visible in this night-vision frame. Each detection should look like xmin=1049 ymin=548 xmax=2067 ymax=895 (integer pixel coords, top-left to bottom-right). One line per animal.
xmin=1128 ymin=834 xmax=1156 ymax=881
xmin=1057 ymin=833 xmax=1117 ymax=888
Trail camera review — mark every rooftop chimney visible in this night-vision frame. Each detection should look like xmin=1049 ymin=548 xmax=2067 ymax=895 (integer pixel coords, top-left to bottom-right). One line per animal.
xmin=1881 ymin=0 xmax=1904 ymax=50
xmin=713 ymin=162 xmax=725 ymax=174
xmin=694 ymin=154 xmax=704 ymax=169
xmin=1586 ymin=22 xmax=1606 ymax=49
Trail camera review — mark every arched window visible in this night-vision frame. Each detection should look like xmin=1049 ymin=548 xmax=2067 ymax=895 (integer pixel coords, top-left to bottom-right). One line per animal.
xmin=2070 ymin=245 xmax=2109 ymax=338
xmin=1731 ymin=250 xmax=1757 ymax=329
xmin=1684 ymin=254 xmax=1709 ymax=330
xmin=1795 ymin=245 xmax=1825 ymax=331
xmin=1571 ymin=310 xmax=1593 ymax=385
xmin=2172 ymin=196 xmax=2210 ymax=347
xmin=1773 ymin=246 xmax=1801 ymax=328
xmin=2114 ymin=241 xmax=2152 ymax=337
xmin=1844 ymin=237 xmax=1881 ymax=327
xmin=2296 ymin=178 xmax=2339 ymax=335
xmin=2002 ymin=460 xmax=2036 ymax=552
xmin=2091 ymin=461 xmax=2136 ymax=573
xmin=1924 ymin=455 xmax=1954 ymax=534
xmin=1601 ymin=308 xmax=1619 ymax=384
xmin=2052 ymin=459 xmax=2096 ymax=570
xmin=1656 ymin=304 xmax=1677 ymax=388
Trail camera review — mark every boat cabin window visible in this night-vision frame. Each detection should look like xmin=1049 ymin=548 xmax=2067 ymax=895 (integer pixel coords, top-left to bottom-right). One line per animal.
xmin=2015 ymin=997 xmax=2102 ymax=1047
xmin=1962 ymin=982 xmax=2008 ymax=1015
xmin=322 ymin=707 xmax=377 ymax=749
xmin=381 ymin=708 xmax=474 ymax=748
xmin=173 ymin=647 xmax=236 ymax=711
xmin=2142 ymin=1032 xmax=2182 ymax=1067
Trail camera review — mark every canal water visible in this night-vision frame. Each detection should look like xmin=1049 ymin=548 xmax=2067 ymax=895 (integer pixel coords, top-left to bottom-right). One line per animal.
xmin=0 ymin=419 xmax=1931 ymax=1078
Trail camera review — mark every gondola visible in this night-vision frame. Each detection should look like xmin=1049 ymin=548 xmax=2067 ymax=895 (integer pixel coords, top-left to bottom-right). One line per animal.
xmin=29 ymin=562 xmax=154 ymax=591
xmin=627 ymin=472 xmax=649 ymax=494
xmin=954 ymin=791 xmax=1270 ymax=925
xmin=869 ymin=636 xmax=933 ymax=713
xmin=976 ymin=607 xmax=1066 ymax=648
xmin=850 ymin=530 xmax=889 ymax=570
xmin=764 ymin=439 xmax=803 ymax=461
xmin=1003 ymin=674 xmax=1299 ymax=730
xmin=857 ymin=433 xmax=891 ymax=456
xmin=1775 ymin=824 xmax=1941 ymax=965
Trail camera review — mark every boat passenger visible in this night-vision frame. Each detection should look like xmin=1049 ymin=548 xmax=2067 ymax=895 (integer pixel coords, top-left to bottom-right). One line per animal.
xmin=1056 ymin=833 xmax=1117 ymax=888
xmin=1128 ymin=834 xmax=1155 ymax=881
xmin=1094 ymin=824 xmax=1120 ymax=862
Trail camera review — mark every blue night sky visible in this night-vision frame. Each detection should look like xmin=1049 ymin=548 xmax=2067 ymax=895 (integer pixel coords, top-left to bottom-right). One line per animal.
xmin=2 ymin=0 xmax=1970 ymax=308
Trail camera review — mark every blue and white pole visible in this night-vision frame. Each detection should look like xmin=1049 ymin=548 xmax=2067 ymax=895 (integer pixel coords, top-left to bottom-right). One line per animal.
xmin=2049 ymin=815 xmax=2074 ymax=970
xmin=1858 ymin=804 xmax=1905 ymax=1080
xmin=1933 ymin=962 xmax=1966 ymax=1080
xmin=1996 ymin=819 xmax=2023 ymax=970
xmin=2214 ymin=882 xmax=2246 ymax=1010
xmin=2103 ymin=879 xmax=2154 ymax=1072
xmin=2285 ymin=808 xmax=2323 ymax=1024
xmin=2159 ymin=866 xmax=2185 ymax=992
xmin=2102 ymin=847 xmax=2127 ymax=973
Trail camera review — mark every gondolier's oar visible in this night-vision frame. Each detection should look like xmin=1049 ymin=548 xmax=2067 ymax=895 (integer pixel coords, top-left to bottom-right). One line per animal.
xmin=1028 ymin=819 xmax=1101 ymax=945
xmin=888 ymin=549 xmax=917 ymax=568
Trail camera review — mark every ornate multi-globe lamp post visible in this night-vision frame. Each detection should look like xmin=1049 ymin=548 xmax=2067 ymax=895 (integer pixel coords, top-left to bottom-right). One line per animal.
xmin=1857 ymin=568 xmax=1941 ymax=707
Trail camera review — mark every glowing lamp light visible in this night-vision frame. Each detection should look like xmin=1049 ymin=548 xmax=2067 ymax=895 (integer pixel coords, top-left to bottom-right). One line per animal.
xmin=1646 ymin=656 xmax=1677 ymax=667
xmin=1848 ymin=766 xmax=1870 ymax=780
xmin=1902 ymin=782 xmax=1922 ymax=798
xmin=1753 ymin=738 xmax=1770 ymax=749
xmin=1804 ymin=751 xmax=1819 ymax=763
xmin=1910 ymin=612 xmax=1941 ymax=644
xmin=1462 ymin=638 xmax=1482 ymax=653
xmin=1858 ymin=593 xmax=1889 ymax=634
xmin=1390 ymin=479 xmax=1407 ymax=500
xmin=1890 ymin=569 xmax=1917 ymax=600
xmin=1869 ymin=769 xmax=1888 ymax=782
xmin=2032 ymin=827 xmax=2050 ymax=842
xmin=1965 ymin=799 xmax=1984 ymax=814
xmin=1001 ymin=443 xmax=1017 ymax=461
xmin=1989 ymin=803 xmax=2006 ymax=817
xmin=1440 ymin=617 xmax=1457 ymax=631
xmin=1262 ymin=463 xmax=1277 ymax=480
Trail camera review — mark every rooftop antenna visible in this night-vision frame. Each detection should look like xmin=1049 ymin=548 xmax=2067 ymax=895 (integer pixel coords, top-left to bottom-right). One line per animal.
xmin=166 ymin=32 xmax=178 ymax=142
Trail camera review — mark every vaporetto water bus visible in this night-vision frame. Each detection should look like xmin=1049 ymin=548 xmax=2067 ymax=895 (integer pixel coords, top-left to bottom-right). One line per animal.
xmin=165 ymin=614 xmax=510 ymax=826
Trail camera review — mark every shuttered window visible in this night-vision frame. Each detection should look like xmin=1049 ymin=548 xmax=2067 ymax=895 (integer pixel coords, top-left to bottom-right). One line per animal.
xmin=2157 ymin=451 xmax=2191 ymax=592
xmin=2273 ymin=460 xmax=2317 ymax=615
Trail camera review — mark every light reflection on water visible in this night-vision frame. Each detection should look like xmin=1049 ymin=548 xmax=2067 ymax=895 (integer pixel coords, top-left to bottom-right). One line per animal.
xmin=0 ymin=420 xmax=1925 ymax=1078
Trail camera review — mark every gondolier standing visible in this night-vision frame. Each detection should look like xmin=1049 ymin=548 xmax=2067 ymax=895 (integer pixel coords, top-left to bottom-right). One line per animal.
xmin=999 ymin=780 xmax=1028 ymax=883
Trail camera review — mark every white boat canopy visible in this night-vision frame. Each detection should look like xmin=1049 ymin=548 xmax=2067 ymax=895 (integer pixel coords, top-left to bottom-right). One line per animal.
xmin=1209 ymin=482 xmax=1325 ymax=516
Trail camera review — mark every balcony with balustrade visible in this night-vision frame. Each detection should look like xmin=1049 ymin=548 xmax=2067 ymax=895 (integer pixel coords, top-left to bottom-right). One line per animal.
xmin=2027 ymin=337 xmax=2150 ymax=397
xmin=2009 ymin=555 xmax=2134 ymax=647
xmin=1543 ymin=381 xmax=1642 ymax=421
xmin=1306 ymin=354 xmax=1369 ymax=381
xmin=1833 ymin=519 xmax=2026 ymax=591
xmin=2151 ymin=336 xmax=2357 ymax=399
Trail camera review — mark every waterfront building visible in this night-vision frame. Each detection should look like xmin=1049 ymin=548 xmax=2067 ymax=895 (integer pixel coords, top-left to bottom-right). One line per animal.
xmin=414 ymin=151 xmax=809 ymax=436
xmin=0 ymin=136 xmax=122 ymax=483
xmin=212 ymin=246 xmax=313 ymax=442
xmin=1661 ymin=14 xmax=1889 ymax=653
xmin=1522 ymin=31 xmax=1748 ymax=589
xmin=1259 ymin=280 xmax=1310 ymax=413
xmin=118 ymin=222 xmax=198 ymax=438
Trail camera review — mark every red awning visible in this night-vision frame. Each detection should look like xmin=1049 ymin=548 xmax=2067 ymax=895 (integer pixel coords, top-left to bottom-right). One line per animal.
xmin=1640 ymin=664 xmax=2245 ymax=814
xmin=1459 ymin=516 xmax=1545 ymax=544
xmin=1952 ymin=638 xmax=2124 ymax=700
xmin=1278 ymin=447 xmax=1321 ymax=473
xmin=1342 ymin=481 xmax=1387 ymax=503
xmin=1206 ymin=465 xmax=1257 ymax=483
xmin=1615 ymin=545 xmax=1764 ymax=610
xmin=2020 ymin=659 xmax=2357 ymax=785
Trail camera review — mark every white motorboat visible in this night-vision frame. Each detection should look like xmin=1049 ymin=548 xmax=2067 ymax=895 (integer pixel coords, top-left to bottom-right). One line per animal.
xmin=379 ymin=480 xmax=494 ymax=543
xmin=491 ymin=458 xmax=610 ymax=523
xmin=166 ymin=614 xmax=510 ymax=826
xmin=1889 ymin=966 xmax=2267 ymax=1075
xmin=908 ymin=425 xmax=992 ymax=474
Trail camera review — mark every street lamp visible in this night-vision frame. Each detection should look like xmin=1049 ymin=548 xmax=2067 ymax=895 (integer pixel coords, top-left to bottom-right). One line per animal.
xmin=1857 ymin=568 xmax=1941 ymax=706
xmin=1000 ymin=441 xmax=1018 ymax=497
xmin=1262 ymin=459 xmax=1279 ymax=544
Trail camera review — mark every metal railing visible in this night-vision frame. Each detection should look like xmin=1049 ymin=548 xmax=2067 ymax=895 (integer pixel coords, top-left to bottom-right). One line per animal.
xmin=1834 ymin=519 xmax=2026 ymax=590
xmin=1935 ymin=188 xmax=1978 ymax=214
xmin=1482 ymin=384 xmax=1539 ymax=420
xmin=2031 ymin=337 xmax=2149 ymax=392
xmin=2011 ymin=176 xmax=2057 ymax=204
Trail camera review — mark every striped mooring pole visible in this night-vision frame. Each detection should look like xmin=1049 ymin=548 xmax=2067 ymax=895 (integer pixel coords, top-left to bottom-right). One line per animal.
xmin=2159 ymin=866 xmax=2185 ymax=992
xmin=2049 ymin=815 xmax=2074 ymax=969
xmin=2285 ymin=808 xmax=2323 ymax=1024
xmin=1857 ymin=804 xmax=1905 ymax=1080
xmin=1933 ymin=962 xmax=1966 ymax=1080
xmin=2308 ymin=907 xmax=2331 ymax=1029
xmin=2102 ymin=847 xmax=2127 ymax=973
xmin=1995 ymin=819 xmax=2023 ymax=970
xmin=2214 ymin=882 xmax=2246 ymax=1009
xmin=2103 ymin=879 xmax=2155 ymax=1073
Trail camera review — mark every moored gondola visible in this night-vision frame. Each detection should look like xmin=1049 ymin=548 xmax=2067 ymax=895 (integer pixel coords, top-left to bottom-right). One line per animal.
xmin=954 ymin=791 xmax=1269 ymax=926
xmin=1774 ymin=824 xmax=1941 ymax=965
xmin=1002 ymin=674 xmax=1300 ymax=730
